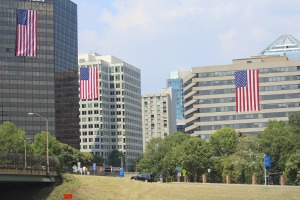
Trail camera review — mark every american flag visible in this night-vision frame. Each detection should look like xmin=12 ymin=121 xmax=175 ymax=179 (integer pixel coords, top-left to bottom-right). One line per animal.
xmin=80 ymin=67 xmax=99 ymax=100
xmin=15 ymin=9 xmax=37 ymax=57
xmin=234 ymin=70 xmax=260 ymax=113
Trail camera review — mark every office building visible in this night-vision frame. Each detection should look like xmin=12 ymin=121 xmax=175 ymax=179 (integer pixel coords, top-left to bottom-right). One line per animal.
xmin=142 ymin=88 xmax=177 ymax=150
xmin=184 ymin=55 xmax=300 ymax=139
xmin=166 ymin=71 xmax=189 ymax=120
xmin=167 ymin=71 xmax=188 ymax=133
xmin=0 ymin=0 xmax=80 ymax=148
xmin=259 ymin=34 xmax=300 ymax=60
xmin=176 ymin=120 xmax=186 ymax=133
xmin=78 ymin=53 xmax=143 ymax=168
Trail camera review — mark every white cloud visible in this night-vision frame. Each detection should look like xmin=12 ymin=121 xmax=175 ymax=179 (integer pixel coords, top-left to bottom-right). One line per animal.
xmin=100 ymin=3 xmax=157 ymax=34
xmin=218 ymin=30 xmax=239 ymax=56
xmin=78 ymin=30 xmax=102 ymax=54
xmin=211 ymin=2 xmax=238 ymax=20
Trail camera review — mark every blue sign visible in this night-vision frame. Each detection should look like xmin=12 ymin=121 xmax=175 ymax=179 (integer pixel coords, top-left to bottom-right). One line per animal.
xmin=264 ymin=155 xmax=271 ymax=168
xmin=93 ymin=163 xmax=96 ymax=171
xmin=119 ymin=169 xmax=124 ymax=177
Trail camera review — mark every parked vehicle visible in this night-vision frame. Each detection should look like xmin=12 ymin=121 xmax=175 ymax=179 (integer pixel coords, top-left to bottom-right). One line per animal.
xmin=131 ymin=173 xmax=154 ymax=182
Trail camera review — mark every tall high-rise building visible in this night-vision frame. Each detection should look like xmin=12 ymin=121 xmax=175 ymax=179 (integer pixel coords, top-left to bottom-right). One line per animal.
xmin=184 ymin=55 xmax=300 ymax=139
xmin=78 ymin=53 xmax=143 ymax=168
xmin=0 ymin=0 xmax=80 ymax=148
xmin=166 ymin=71 xmax=189 ymax=120
xmin=259 ymin=34 xmax=300 ymax=60
xmin=142 ymin=88 xmax=177 ymax=150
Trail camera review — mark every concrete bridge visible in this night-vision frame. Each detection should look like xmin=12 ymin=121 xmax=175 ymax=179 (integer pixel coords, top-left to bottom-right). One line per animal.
xmin=0 ymin=153 xmax=58 ymax=183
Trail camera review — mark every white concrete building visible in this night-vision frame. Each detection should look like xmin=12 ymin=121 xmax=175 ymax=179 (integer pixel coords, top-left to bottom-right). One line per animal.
xmin=78 ymin=52 xmax=143 ymax=168
xmin=142 ymin=88 xmax=177 ymax=150
xmin=183 ymin=55 xmax=300 ymax=138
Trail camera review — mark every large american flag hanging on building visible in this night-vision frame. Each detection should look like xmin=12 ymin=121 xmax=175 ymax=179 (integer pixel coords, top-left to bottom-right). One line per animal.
xmin=234 ymin=69 xmax=260 ymax=113
xmin=15 ymin=9 xmax=37 ymax=57
xmin=80 ymin=67 xmax=99 ymax=100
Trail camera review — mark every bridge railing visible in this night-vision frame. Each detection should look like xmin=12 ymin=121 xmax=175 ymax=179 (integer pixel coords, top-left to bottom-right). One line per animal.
xmin=0 ymin=152 xmax=57 ymax=176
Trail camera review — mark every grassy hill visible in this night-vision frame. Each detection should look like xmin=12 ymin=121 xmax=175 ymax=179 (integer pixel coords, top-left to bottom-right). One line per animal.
xmin=37 ymin=174 xmax=300 ymax=200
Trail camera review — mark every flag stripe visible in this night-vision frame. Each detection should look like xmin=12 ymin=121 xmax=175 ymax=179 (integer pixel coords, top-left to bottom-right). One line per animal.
xmin=16 ymin=9 xmax=37 ymax=57
xmin=234 ymin=69 xmax=260 ymax=113
xmin=80 ymin=67 xmax=99 ymax=100
xmin=256 ymin=70 xmax=260 ymax=111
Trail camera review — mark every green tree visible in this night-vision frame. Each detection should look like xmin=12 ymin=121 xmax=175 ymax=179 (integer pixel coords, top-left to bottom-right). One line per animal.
xmin=209 ymin=127 xmax=238 ymax=157
xmin=258 ymin=120 xmax=299 ymax=173
xmin=107 ymin=149 xmax=124 ymax=167
xmin=222 ymin=150 xmax=264 ymax=184
xmin=93 ymin=154 xmax=105 ymax=165
xmin=0 ymin=122 xmax=28 ymax=154
xmin=285 ymin=151 xmax=300 ymax=185
xmin=158 ymin=133 xmax=190 ymax=180
xmin=57 ymin=143 xmax=81 ymax=172
xmin=178 ymin=137 xmax=212 ymax=182
xmin=288 ymin=112 xmax=300 ymax=134
xmin=139 ymin=132 xmax=191 ymax=181
xmin=31 ymin=131 xmax=62 ymax=157
xmin=235 ymin=134 xmax=264 ymax=183
xmin=80 ymin=152 xmax=94 ymax=165
xmin=209 ymin=156 xmax=224 ymax=183
xmin=138 ymin=137 xmax=164 ymax=174
xmin=218 ymin=133 xmax=264 ymax=184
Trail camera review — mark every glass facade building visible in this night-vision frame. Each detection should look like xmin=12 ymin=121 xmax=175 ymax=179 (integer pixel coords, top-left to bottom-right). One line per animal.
xmin=259 ymin=34 xmax=300 ymax=60
xmin=183 ymin=56 xmax=300 ymax=138
xmin=0 ymin=0 xmax=80 ymax=148
xmin=166 ymin=71 xmax=189 ymax=120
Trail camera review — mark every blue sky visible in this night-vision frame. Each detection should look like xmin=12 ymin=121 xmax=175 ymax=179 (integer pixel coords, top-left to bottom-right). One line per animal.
xmin=72 ymin=0 xmax=300 ymax=94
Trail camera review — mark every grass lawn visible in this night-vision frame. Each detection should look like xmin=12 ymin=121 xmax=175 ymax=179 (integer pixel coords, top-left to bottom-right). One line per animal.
xmin=46 ymin=174 xmax=300 ymax=200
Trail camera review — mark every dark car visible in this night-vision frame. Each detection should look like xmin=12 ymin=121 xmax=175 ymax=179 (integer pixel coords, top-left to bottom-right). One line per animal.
xmin=131 ymin=173 xmax=154 ymax=182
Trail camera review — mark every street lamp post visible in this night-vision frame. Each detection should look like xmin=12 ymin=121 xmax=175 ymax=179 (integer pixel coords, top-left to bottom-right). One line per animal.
xmin=28 ymin=112 xmax=49 ymax=175
xmin=119 ymin=156 xmax=123 ymax=169
xmin=20 ymin=137 xmax=31 ymax=169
